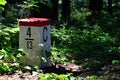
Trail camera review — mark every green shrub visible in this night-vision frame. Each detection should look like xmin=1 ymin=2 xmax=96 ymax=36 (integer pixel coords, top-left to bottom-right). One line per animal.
xmin=82 ymin=60 xmax=101 ymax=71
xmin=71 ymin=8 xmax=91 ymax=27
xmin=0 ymin=0 xmax=6 ymax=11
xmin=0 ymin=27 xmax=19 ymax=49
xmin=51 ymin=23 xmax=120 ymax=65
xmin=39 ymin=73 xmax=81 ymax=80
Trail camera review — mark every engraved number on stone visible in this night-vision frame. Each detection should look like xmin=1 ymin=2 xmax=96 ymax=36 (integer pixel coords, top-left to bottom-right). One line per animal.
xmin=27 ymin=40 xmax=33 ymax=49
xmin=26 ymin=27 xmax=31 ymax=37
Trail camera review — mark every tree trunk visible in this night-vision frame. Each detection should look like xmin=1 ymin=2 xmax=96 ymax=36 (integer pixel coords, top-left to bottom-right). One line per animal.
xmin=51 ymin=0 xmax=58 ymax=22
xmin=62 ymin=0 xmax=70 ymax=21
xmin=89 ymin=0 xmax=103 ymax=15
xmin=108 ymin=0 xmax=112 ymax=15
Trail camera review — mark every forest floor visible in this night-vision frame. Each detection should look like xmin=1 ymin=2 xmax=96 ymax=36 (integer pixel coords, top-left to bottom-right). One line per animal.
xmin=0 ymin=63 xmax=120 ymax=80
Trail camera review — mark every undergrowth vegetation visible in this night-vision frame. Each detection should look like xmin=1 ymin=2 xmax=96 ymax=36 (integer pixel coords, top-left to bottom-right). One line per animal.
xmin=51 ymin=22 xmax=120 ymax=69
xmin=39 ymin=73 xmax=100 ymax=80
xmin=0 ymin=1 xmax=120 ymax=79
xmin=0 ymin=10 xmax=120 ymax=79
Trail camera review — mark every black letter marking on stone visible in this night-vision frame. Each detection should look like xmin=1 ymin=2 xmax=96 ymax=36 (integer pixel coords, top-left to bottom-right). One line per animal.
xmin=26 ymin=27 xmax=31 ymax=37
xmin=25 ymin=39 xmax=34 ymax=49
xmin=43 ymin=27 xmax=48 ymax=42
xmin=27 ymin=40 xmax=33 ymax=49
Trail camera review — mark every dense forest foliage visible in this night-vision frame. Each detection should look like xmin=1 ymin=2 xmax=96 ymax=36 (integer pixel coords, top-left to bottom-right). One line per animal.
xmin=0 ymin=0 xmax=120 ymax=80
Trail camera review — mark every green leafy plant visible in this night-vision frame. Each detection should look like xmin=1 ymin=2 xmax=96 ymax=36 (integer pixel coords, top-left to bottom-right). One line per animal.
xmin=39 ymin=73 xmax=80 ymax=80
xmin=82 ymin=60 xmax=101 ymax=71
xmin=112 ymin=60 xmax=119 ymax=65
xmin=0 ymin=49 xmax=18 ymax=74
xmin=0 ymin=27 xmax=29 ymax=74
xmin=0 ymin=63 xmax=10 ymax=74
xmin=0 ymin=0 xmax=6 ymax=11
xmin=0 ymin=49 xmax=16 ymax=62
xmin=51 ymin=23 xmax=120 ymax=63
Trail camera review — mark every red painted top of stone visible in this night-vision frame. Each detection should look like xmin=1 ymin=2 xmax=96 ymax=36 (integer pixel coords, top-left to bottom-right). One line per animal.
xmin=19 ymin=18 xmax=51 ymax=27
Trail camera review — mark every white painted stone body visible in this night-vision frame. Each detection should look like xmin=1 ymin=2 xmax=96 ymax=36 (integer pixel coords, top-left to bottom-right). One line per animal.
xmin=19 ymin=25 xmax=51 ymax=67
